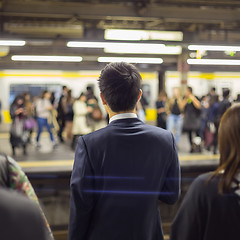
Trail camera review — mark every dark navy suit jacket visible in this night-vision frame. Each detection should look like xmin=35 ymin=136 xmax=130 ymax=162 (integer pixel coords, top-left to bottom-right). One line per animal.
xmin=69 ymin=118 xmax=180 ymax=240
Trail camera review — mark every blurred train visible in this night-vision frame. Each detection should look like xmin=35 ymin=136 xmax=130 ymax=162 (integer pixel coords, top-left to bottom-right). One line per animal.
xmin=0 ymin=69 xmax=239 ymax=123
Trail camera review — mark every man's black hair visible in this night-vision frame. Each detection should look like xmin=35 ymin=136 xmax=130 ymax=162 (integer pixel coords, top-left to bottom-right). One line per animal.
xmin=98 ymin=62 xmax=141 ymax=112
xmin=62 ymin=85 xmax=67 ymax=90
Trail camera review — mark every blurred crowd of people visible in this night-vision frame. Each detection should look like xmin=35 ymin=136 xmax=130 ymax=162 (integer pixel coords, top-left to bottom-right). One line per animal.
xmin=9 ymin=86 xmax=105 ymax=156
xmin=8 ymin=83 xmax=240 ymax=156
xmin=156 ymin=86 xmax=240 ymax=153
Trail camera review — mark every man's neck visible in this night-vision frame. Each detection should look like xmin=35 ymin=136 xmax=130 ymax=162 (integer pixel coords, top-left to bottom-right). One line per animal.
xmin=109 ymin=110 xmax=136 ymax=119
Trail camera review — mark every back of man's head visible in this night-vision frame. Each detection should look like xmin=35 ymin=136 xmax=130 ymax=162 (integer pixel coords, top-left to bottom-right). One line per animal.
xmin=98 ymin=62 xmax=141 ymax=112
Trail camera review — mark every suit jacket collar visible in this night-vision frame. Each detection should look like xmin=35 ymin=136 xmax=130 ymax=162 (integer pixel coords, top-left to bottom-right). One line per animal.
xmin=108 ymin=117 xmax=144 ymax=127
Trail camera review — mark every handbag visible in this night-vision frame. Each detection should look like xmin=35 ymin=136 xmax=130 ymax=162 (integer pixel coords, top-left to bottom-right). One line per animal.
xmin=24 ymin=118 xmax=36 ymax=130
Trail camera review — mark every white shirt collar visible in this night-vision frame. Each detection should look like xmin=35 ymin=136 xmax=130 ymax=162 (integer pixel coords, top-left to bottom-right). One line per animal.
xmin=109 ymin=113 xmax=137 ymax=123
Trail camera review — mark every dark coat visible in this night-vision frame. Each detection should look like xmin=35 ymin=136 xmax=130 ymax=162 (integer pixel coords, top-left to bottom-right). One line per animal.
xmin=183 ymin=99 xmax=201 ymax=131
xmin=69 ymin=118 xmax=180 ymax=240
xmin=0 ymin=187 xmax=48 ymax=240
xmin=171 ymin=172 xmax=240 ymax=240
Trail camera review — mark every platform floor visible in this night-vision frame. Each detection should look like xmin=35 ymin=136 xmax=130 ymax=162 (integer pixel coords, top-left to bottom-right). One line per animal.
xmin=0 ymin=123 xmax=219 ymax=172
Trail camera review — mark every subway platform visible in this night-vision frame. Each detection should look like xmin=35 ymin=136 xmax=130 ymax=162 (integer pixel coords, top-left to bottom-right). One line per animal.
xmin=0 ymin=122 xmax=219 ymax=240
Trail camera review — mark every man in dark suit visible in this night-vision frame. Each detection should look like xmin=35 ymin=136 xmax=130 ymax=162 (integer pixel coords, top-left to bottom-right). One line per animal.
xmin=0 ymin=187 xmax=48 ymax=240
xmin=69 ymin=62 xmax=180 ymax=240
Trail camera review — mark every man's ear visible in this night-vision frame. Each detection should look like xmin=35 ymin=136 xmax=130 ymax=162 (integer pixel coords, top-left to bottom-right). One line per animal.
xmin=137 ymin=89 xmax=143 ymax=102
xmin=100 ymin=92 xmax=107 ymax=105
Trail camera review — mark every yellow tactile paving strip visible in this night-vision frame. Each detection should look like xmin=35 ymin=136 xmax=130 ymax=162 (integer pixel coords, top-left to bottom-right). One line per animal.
xmin=18 ymin=154 xmax=219 ymax=169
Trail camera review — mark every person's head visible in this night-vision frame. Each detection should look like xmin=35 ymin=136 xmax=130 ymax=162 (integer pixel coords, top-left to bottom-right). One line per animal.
xmin=79 ymin=93 xmax=86 ymax=102
xmin=222 ymin=89 xmax=230 ymax=99
xmin=213 ymin=103 xmax=240 ymax=193
xmin=158 ymin=91 xmax=167 ymax=101
xmin=210 ymin=87 xmax=216 ymax=94
xmin=62 ymin=85 xmax=68 ymax=95
xmin=23 ymin=92 xmax=30 ymax=101
xmin=98 ymin=62 xmax=142 ymax=113
xmin=185 ymin=86 xmax=193 ymax=97
xmin=41 ymin=90 xmax=50 ymax=99
xmin=14 ymin=96 xmax=24 ymax=107
xmin=236 ymin=94 xmax=240 ymax=102
xmin=173 ymin=87 xmax=181 ymax=98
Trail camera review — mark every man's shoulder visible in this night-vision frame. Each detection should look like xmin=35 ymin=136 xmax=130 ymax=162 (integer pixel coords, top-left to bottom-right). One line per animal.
xmin=82 ymin=120 xmax=172 ymax=143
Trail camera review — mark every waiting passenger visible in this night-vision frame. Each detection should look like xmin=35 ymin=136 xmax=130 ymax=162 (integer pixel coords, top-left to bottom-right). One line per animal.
xmin=69 ymin=62 xmax=180 ymax=240
xmin=86 ymin=87 xmax=103 ymax=131
xmin=23 ymin=92 xmax=36 ymax=143
xmin=171 ymin=103 xmax=240 ymax=240
xmin=71 ymin=93 xmax=92 ymax=150
xmin=199 ymin=95 xmax=209 ymax=141
xmin=136 ymin=100 xmax=146 ymax=122
xmin=9 ymin=95 xmax=28 ymax=156
xmin=156 ymin=90 xmax=168 ymax=129
xmin=166 ymin=87 xmax=184 ymax=145
xmin=218 ymin=88 xmax=231 ymax=118
xmin=182 ymin=86 xmax=201 ymax=153
xmin=57 ymin=85 xmax=68 ymax=143
xmin=234 ymin=93 xmax=240 ymax=103
xmin=0 ymin=187 xmax=48 ymax=240
xmin=35 ymin=90 xmax=56 ymax=148
xmin=64 ymin=89 xmax=74 ymax=142
xmin=206 ymin=95 xmax=219 ymax=154
xmin=0 ymin=153 xmax=53 ymax=239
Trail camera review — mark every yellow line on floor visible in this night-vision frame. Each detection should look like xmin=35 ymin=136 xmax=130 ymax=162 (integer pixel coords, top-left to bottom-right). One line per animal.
xmin=0 ymin=133 xmax=10 ymax=138
xmin=19 ymin=160 xmax=74 ymax=168
xmin=18 ymin=154 xmax=219 ymax=169
xmin=180 ymin=154 xmax=219 ymax=161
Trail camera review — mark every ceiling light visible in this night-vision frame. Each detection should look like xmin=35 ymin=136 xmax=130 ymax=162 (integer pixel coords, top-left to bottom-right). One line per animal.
xmin=0 ymin=40 xmax=26 ymax=46
xmin=104 ymin=45 xmax=182 ymax=55
xmin=188 ymin=45 xmax=240 ymax=52
xmin=187 ymin=59 xmax=240 ymax=65
xmin=105 ymin=29 xmax=183 ymax=41
xmin=67 ymin=41 xmax=181 ymax=55
xmin=11 ymin=55 xmax=83 ymax=62
xmin=97 ymin=57 xmax=163 ymax=64
xmin=67 ymin=41 xmax=165 ymax=49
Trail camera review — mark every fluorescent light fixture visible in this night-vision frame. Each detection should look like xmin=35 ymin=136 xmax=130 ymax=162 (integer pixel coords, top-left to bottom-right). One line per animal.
xmin=67 ymin=41 xmax=109 ymax=48
xmin=0 ymin=40 xmax=26 ymax=46
xmin=105 ymin=29 xmax=183 ymax=41
xmin=98 ymin=57 xmax=163 ymax=64
xmin=188 ymin=45 xmax=240 ymax=52
xmin=67 ymin=41 xmax=181 ymax=55
xmin=11 ymin=55 xmax=83 ymax=62
xmin=104 ymin=45 xmax=182 ymax=55
xmin=67 ymin=41 xmax=164 ymax=49
xmin=187 ymin=59 xmax=240 ymax=65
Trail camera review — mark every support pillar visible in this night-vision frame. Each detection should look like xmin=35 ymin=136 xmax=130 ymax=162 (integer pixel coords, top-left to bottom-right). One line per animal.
xmin=177 ymin=47 xmax=189 ymax=94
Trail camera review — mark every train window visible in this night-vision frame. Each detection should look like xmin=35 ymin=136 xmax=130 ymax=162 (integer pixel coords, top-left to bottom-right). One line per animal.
xmin=9 ymin=84 xmax=61 ymax=104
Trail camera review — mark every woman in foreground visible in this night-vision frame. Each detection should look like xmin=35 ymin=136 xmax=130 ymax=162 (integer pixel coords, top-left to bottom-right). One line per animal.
xmin=171 ymin=103 xmax=240 ymax=240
